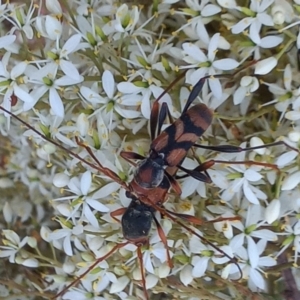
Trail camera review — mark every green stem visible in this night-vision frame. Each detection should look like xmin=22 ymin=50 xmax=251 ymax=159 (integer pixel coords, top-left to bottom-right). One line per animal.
xmin=215 ymin=106 xmax=274 ymax=122
xmin=275 ymin=37 xmax=297 ymax=60
xmin=0 ymin=278 xmax=54 ymax=298
xmin=275 ymin=172 xmax=285 ymax=199
xmin=60 ymin=0 xmax=78 ymax=28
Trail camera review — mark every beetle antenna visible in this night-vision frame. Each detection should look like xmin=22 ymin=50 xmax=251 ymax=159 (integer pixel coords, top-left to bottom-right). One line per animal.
xmin=0 ymin=106 xmax=128 ymax=188
xmin=151 ymin=203 xmax=243 ymax=281
xmin=136 ymin=245 xmax=149 ymax=300
xmin=52 ymin=242 xmax=129 ymax=299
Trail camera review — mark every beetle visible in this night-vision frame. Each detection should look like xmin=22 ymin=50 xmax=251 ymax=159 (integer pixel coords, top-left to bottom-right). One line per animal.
xmin=1 ymin=70 xmax=298 ymax=299
xmin=0 ymin=75 xmax=243 ymax=300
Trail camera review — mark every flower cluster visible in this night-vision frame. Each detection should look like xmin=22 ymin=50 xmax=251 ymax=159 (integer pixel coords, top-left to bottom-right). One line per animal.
xmin=0 ymin=0 xmax=300 ymax=299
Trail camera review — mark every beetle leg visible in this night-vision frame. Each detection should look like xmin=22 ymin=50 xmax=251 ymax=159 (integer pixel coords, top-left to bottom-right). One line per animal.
xmin=120 ymin=151 xmax=145 ymax=167
xmin=165 ymin=210 xmax=241 ymax=225
xmin=177 ymin=165 xmax=212 ymax=183
xmin=152 ymin=213 xmax=173 ymax=269
xmin=75 ymin=137 xmax=127 ymax=187
xmin=136 ymin=246 xmax=149 ymax=300
xmin=154 ymin=204 xmax=243 ymax=281
xmin=110 ymin=207 xmax=126 ymax=223
xmin=52 ymin=242 xmax=129 ymax=299
xmin=164 ymin=170 xmax=182 ymax=195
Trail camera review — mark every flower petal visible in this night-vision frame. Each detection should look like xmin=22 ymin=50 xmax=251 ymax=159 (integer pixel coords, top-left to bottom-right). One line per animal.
xmin=49 ymin=88 xmax=64 ymax=118
xmin=180 ymin=265 xmax=193 ymax=286
xmin=281 ymin=171 xmax=300 ymax=190
xmin=213 ymin=58 xmax=239 ymax=71
xmin=109 ymin=275 xmax=130 ymax=293
xmin=80 ymin=171 xmax=92 ymax=195
xmin=265 ymin=199 xmax=280 ymax=224
xmin=102 ymin=70 xmax=115 ymax=99
xmin=254 ymin=57 xmax=277 ymax=75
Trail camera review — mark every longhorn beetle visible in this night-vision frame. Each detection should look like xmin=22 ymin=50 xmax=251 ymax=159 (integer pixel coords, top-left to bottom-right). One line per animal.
xmin=0 ymin=73 xmax=242 ymax=300
xmin=1 ymin=70 xmax=299 ymax=299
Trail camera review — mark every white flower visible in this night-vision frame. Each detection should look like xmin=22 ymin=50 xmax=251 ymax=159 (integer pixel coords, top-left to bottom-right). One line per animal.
xmin=231 ymin=0 xmax=274 ymax=43
xmin=176 ymin=0 xmax=221 ymax=44
xmin=18 ymin=257 xmax=39 ymax=267
xmin=35 ymin=15 xmax=62 ymax=40
xmin=75 ymin=14 xmax=107 ymax=51
xmin=181 ymin=33 xmax=239 ymax=100
xmin=4 ymin=198 xmax=32 ymax=223
xmin=5 ymin=1 xmax=36 ymax=39
xmin=233 ymin=76 xmax=259 ymax=114
xmin=220 ymin=143 xmax=268 ymax=205
xmin=25 ymin=63 xmax=83 ymax=118
xmin=106 ymin=72 xmax=139 ymax=114
xmin=23 ymin=110 xmax=77 ymax=147
xmin=271 ymin=0 xmax=294 ymax=25
xmin=189 ymin=235 xmax=238 ymax=279
xmin=241 ymin=34 xmax=283 ymax=61
xmin=0 ymin=230 xmax=28 ymax=263
xmin=82 ymin=70 xmax=141 ymax=132
xmin=275 ymin=150 xmax=298 ymax=168
xmin=119 ymin=38 xmax=177 ymax=119
xmin=208 ymin=206 xmax=242 ymax=240
xmin=277 ymin=220 xmax=300 ymax=265
xmin=54 ymin=171 xmax=118 ymax=229
xmin=63 ymin=290 xmax=105 ymax=300
xmin=234 ymin=76 xmax=259 ymax=105
xmin=46 ymin=34 xmax=82 ymax=80
xmin=126 ymin=37 xmax=176 ymax=76
xmin=49 ymin=224 xmax=84 ymax=256
xmin=230 ymin=204 xmax=278 ymax=251
xmin=62 ymin=256 xmax=118 ymax=298
xmin=114 ymin=4 xmax=139 ymax=34
xmin=236 ymin=239 xmax=276 ymax=291
xmin=262 ymin=64 xmax=298 ymax=121
xmin=117 ymin=78 xmax=173 ymax=120
xmin=0 ymin=52 xmax=34 ymax=116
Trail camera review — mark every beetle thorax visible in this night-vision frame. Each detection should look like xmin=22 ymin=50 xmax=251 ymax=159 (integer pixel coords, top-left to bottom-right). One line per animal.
xmin=134 ymin=154 xmax=165 ymax=188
